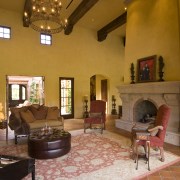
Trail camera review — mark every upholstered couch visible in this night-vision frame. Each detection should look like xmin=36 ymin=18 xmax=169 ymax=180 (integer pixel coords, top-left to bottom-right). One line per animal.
xmin=9 ymin=104 xmax=64 ymax=144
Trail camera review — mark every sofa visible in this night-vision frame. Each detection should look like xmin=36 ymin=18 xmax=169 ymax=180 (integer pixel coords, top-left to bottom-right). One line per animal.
xmin=9 ymin=104 xmax=64 ymax=144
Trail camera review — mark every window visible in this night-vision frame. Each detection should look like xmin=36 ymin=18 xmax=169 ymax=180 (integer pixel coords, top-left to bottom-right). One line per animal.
xmin=40 ymin=33 xmax=52 ymax=45
xmin=59 ymin=77 xmax=74 ymax=119
xmin=0 ymin=26 xmax=11 ymax=39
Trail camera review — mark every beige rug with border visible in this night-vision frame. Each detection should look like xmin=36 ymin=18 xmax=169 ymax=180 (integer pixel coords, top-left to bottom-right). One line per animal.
xmin=0 ymin=129 xmax=179 ymax=180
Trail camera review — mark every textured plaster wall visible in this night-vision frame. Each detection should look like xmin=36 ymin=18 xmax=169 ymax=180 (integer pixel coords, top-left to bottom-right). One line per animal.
xmin=124 ymin=0 xmax=180 ymax=83
xmin=0 ymin=8 xmax=125 ymax=118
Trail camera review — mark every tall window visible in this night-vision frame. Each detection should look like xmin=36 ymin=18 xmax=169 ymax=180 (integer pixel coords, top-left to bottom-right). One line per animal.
xmin=0 ymin=26 xmax=11 ymax=39
xmin=59 ymin=77 xmax=74 ymax=119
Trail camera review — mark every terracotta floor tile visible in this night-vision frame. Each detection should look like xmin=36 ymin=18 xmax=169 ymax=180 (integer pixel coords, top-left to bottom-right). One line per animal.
xmin=169 ymin=166 xmax=180 ymax=172
xmin=159 ymin=170 xmax=173 ymax=177
xmin=171 ymin=171 xmax=180 ymax=178
xmin=139 ymin=177 xmax=148 ymax=180
xmin=147 ymin=176 xmax=162 ymax=180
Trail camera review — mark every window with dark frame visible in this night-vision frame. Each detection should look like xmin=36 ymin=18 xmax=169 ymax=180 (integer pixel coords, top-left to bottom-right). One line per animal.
xmin=40 ymin=33 xmax=52 ymax=45
xmin=0 ymin=26 xmax=11 ymax=39
xmin=59 ymin=77 xmax=74 ymax=119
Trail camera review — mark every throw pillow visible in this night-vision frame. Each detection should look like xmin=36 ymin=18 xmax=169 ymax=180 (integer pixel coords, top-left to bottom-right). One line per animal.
xmin=29 ymin=105 xmax=48 ymax=120
xmin=10 ymin=106 xmax=29 ymax=119
xmin=20 ymin=110 xmax=35 ymax=123
xmin=46 ymin=107 xmax=59 ymax=120
xmin=148 ymin=125 xmax=163 ymax=136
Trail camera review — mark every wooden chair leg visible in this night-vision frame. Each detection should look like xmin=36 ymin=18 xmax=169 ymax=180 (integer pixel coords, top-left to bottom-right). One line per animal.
xmin=159 ymin=146 xmax=165 ymax=162
xmin=84 ymin=123 xmax=86 ymax=133
xmin=15 ymin=135 xmax=18 ymax=144
xmin=136 ymin=141 xmax=139 ymax=170
xmin=147 ymin=141 xmax=150 ymax=171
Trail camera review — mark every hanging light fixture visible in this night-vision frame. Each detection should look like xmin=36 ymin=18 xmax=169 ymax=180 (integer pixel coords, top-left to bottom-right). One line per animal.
xmin=24 ymin=0 xmax=68 ymax=34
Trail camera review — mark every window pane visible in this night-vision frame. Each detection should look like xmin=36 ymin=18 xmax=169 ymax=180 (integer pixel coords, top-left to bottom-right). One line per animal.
xmin=12 ymin=85 xmax=19 ymax=100
xmin=4 ymin=28 xmax=10 ymax=33
xmin=46 ymin=40 xmax=51 ymax=45
xmin=4 ymin=34 xmax=10 ymax=39
xmin=41 ymin=39 xmax=45 ymax=44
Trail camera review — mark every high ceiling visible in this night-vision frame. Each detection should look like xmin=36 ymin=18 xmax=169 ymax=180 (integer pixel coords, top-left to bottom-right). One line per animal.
xmin=0 ymin=0 xmax=128 ymax=38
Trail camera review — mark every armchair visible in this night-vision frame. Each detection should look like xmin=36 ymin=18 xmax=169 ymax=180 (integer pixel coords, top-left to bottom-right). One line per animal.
xmin=132 ymin=104 xmax=171 ymax=162
xmin=84 ymin=100 xmax=106 ymax=134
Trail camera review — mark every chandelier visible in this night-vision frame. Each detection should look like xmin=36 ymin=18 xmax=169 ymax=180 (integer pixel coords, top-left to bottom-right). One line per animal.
xmin=24 ymin=0 xmax=68 ymax=34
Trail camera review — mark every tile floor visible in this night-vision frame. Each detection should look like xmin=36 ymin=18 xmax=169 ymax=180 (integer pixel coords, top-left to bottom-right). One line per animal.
xmin=0 ymin=115 xmax=179 ymax=180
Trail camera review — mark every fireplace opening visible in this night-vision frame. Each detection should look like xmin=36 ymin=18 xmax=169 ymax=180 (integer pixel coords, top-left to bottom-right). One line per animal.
xmin=134 ymin=100 xmax=157 ymax=124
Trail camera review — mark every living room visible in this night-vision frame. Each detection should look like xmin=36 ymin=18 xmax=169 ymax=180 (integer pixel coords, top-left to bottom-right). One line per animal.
xmin=0 ymin=0 xmax=180 ymax=179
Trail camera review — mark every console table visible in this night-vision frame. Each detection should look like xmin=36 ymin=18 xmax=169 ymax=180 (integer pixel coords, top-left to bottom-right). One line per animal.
xmin=0 ymin=155 xmax=35 ymax=180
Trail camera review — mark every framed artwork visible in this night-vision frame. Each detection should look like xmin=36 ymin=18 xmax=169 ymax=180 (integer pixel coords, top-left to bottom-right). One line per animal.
xmin=137 ymin=55 xmax=157 ymax=82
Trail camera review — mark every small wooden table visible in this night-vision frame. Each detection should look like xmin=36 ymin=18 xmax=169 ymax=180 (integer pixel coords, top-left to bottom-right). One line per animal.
xmin=134 ymin=131 xmax=150 ymax=171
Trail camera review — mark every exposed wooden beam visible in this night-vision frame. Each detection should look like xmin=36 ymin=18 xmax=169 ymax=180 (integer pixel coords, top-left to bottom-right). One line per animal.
xmin=97 ymin=11 xmax=127 ymax=42
xmin=64 ymin=0 xmax=99 ymax=35
xmin=23 ymin=0 xmax=31 ymax=27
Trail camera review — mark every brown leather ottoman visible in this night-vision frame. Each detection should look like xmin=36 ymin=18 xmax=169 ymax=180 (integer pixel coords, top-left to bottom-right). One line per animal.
xmin=28 ymin=129 xmax=71 ymax=159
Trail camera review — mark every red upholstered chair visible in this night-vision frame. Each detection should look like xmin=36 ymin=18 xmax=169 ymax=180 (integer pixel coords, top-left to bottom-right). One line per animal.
xmin=84 ymin=100 xmax=106 ymax=134
xmin=137 ymin=104 xmax=171 ymax=162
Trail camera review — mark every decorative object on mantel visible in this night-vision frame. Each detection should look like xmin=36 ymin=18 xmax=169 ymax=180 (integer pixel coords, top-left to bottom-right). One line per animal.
xmin=130 ymin=63 xmax=135 ymax=84
xmin=111 ymin=95 xmax=117 ymax=115
xmin=23 ymin=0 xmax=68 ymax=35
xmin=137 ymin=55 xmax=157 ymax=83
xmin=83 ymin=95 xmax=89 ymax=118
xmin=158 ymin=56 xmax=165 ymax=81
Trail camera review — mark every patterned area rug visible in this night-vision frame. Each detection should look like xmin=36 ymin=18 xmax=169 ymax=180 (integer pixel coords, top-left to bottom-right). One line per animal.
xmin=0 ymin=129 xmax=179 ymax=180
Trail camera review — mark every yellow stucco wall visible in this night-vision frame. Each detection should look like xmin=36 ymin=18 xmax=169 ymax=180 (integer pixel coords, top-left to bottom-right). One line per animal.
xmin=0 ymin=8 xmax=125 ymax=118
xmin=124 ymin=0 xmax=180 ymax=83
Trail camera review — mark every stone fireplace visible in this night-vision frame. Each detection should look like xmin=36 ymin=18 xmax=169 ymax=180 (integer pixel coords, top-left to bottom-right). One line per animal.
xmin=115 ymin=81 xmax=180 ymax=146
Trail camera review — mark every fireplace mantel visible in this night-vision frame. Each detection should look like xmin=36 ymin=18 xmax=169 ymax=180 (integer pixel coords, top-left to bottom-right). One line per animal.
xmin=117 ymin=81 xmax=180 ymax=94
xmin=115 ymin=81 xmax=180 ymax=146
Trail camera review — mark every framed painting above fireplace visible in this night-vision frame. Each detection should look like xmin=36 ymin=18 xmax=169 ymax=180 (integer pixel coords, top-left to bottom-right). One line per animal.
xmin=137 ymin=55 xmax=157 ymax=82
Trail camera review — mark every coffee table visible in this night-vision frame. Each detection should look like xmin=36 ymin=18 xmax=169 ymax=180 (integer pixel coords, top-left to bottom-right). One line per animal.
xmin=28 ymin=128 xmax=71 ymax=159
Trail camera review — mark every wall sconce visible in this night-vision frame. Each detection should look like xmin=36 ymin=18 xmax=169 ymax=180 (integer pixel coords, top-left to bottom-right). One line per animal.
xmin=84 ymin=95 xmax=89 ymax=118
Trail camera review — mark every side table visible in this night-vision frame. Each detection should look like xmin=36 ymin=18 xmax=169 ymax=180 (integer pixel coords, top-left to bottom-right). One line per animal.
xmin=0 ymin=154 xmax=35 ymax=180
xmin=134 ymin=131 xmax=150 ymax=171
xmin=0 ymin=120 xmax=8 ymax=141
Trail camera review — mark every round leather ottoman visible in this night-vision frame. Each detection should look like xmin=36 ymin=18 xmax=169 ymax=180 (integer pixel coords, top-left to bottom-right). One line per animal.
xmin=28 ymin=129 xmax=71 ymax=159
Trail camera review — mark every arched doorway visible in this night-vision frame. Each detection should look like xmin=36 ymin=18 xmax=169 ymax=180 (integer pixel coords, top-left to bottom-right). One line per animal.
xmin=90 ymin=74 xmax=109 ymax=113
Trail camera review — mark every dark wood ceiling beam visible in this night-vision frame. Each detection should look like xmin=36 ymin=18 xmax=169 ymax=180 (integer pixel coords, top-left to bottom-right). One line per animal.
xmin=64 ymin=0 xmax=99 ymax=35
xmin=23 ymin=0 xmax=31 ymax=27
xmin=97 ymin=11 xmax=127 ymax=42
